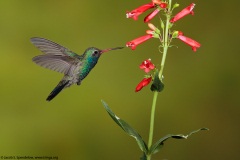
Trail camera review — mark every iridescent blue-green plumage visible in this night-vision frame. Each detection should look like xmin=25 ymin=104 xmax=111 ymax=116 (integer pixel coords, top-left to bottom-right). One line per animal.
xmin=31 ymin=37 xmax=123 ymax=101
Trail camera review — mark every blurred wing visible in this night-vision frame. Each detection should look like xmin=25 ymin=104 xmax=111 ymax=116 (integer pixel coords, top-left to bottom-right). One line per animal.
xmin=32 ymin=55 xmax=80 ymax=75
xmin=31 ymin=37 xmax=81 ymax=75
xmin=30 ymin=37 xmax=78 ymax=57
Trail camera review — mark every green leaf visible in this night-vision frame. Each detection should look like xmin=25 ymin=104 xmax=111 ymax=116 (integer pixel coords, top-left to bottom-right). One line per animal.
xmin=149 ymin=128 xmax=209 ymax=154
xmin=168 ymin=22 xmax=173 ymax=29
xmin=140 ymin=153 xmax=147 ymax=160
xmin=160 ymin=19 xmax=164 ymax=30
xmin=101 ymin=100 xmax=148 ymax=154
xmin=150 ymin=70 xmax=164 ymax=92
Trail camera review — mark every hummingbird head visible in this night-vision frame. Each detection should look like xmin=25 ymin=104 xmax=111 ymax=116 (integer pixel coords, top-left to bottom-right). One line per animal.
xmin=83 ymin=46 xmax=124 ymax=67
xmin=85 ymin=46 xmax=124 ymax=59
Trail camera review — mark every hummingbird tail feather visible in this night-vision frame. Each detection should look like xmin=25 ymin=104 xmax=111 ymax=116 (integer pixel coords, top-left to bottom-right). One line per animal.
xmin=46 ymin=80 xmax=69 ymax=101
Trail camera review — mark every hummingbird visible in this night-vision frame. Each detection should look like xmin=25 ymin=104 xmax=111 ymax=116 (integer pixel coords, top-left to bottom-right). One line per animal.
xmin=31 ymin=37 xmax=123 ymax=101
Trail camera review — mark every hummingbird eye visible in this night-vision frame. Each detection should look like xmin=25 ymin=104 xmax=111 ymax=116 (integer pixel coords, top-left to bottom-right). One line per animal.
xmin=93 ymin=50 xmax=99 ymax=56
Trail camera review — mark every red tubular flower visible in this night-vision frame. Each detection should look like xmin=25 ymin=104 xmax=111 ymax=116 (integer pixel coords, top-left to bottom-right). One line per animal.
xmin=135 ymin=77 xmax=152 ymax=92
xmin=177 ymin=31 xmax=201 ymax=52
xmin=139 ymin=59 xmax=155 ymax=73
xmin=144 ymin=8 xmax=160 ymax=23
xmin=126 ymin=2 xmax=155 ymax=20
xmin=159 ymin=2 xmax=168 ymax=8
xmin=126 ymin=34 xmax=153 ymax=50
xmin=170 ymin=3 xmax=195 ymax=23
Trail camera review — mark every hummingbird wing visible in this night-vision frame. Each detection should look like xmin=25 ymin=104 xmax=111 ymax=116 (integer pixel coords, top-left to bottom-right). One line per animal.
xmin=31 ymin=37 xmax=82 ymax=76
xmin=31 ymin=37 xmax=79 ymax=57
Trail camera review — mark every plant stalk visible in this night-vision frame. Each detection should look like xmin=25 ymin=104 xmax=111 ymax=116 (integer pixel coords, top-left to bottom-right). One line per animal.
xmin=147 ymin=1 xmax=172 ymax=159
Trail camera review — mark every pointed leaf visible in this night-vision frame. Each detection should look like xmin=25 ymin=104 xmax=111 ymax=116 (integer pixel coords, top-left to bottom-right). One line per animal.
xmin=102 ymin=100 xmax=148 ymax=153
xmin=150 ymin=70 xmax=164 ymax=92
xmin=172 ymin=3 xmax=180 ymax=10
xmin=149 ymin=128 xmax=209 ymax=154
xmin=160 ymin=19 xmax=165 ymax=29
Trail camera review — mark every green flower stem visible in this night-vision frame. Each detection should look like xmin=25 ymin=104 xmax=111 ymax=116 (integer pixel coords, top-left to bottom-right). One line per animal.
xmin=147 ymin=91 xmax=158 ymax=147
xmin=147 ymin=1 xmax=172 ymax=159
xmin=159 ymin=0 xmax=172 ymax=79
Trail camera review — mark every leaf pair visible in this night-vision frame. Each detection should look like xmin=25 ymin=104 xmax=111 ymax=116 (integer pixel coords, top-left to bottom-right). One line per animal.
xmin=102 ymin=100 xmax=208 ymax=159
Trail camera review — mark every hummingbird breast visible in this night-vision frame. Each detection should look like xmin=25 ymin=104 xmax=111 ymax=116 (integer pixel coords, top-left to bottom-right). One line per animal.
xmin=78 ymin=56 xmax=99 ymax=81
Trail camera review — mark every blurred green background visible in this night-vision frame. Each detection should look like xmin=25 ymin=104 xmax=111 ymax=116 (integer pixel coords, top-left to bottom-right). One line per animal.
xmin=0 ymin=0 xmax=239 ymax=159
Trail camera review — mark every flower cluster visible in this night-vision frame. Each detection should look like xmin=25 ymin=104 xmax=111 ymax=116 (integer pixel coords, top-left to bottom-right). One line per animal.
xmin=170 ymin=3 xmax=201 ymax=52
xmin=126 ymin=1 xmax=201 ymax=92
xmin=126 ymin=1 xmax=201 ymax=52
xmin=126 ymin=0 xmax=167 ymax=22
xmin=135 ymin=59 xmax=155 ymax=92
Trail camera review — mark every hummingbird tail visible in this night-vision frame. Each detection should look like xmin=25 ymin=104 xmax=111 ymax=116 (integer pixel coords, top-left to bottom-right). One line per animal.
xmin=46 ymin=80 xmax=69 ymax=101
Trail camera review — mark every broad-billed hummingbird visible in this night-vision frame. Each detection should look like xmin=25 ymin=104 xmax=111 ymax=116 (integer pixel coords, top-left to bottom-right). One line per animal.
xmin=31 ymin=37 xmax=123 ymax=101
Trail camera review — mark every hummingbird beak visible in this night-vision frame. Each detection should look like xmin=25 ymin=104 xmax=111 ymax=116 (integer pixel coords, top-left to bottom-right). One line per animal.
xmin=100 ymin=47 xmax=124 ymax=54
